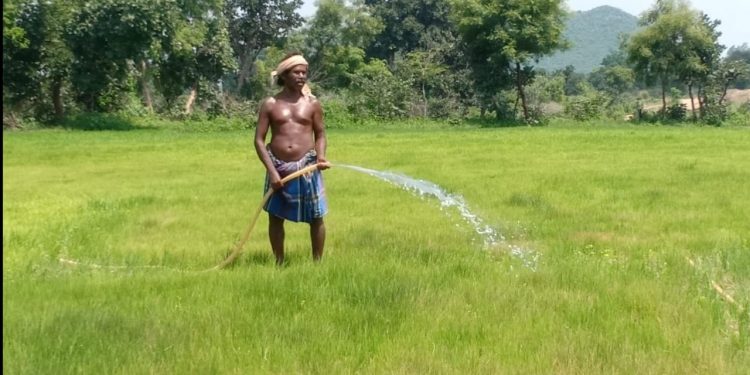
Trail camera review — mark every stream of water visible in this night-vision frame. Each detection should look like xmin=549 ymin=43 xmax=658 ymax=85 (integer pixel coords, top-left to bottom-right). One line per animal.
xmin=339 ymin=164 xmax=539 ymax=270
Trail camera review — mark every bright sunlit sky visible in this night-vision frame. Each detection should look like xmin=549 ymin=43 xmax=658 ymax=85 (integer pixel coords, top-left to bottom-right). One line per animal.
xmin=299 ymin=0 xmax=749 ymax=49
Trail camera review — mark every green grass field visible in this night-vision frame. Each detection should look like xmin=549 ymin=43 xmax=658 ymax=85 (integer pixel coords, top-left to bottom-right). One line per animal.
xmin=4 ymin=122 xmax=749 ymax=373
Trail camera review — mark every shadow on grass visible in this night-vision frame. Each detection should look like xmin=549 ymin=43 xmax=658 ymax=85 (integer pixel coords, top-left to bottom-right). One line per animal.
xmin=462 ymin=117 xmax=535 ymax=128
xmin=60 ymin=113 xmax=156 ymax=131
xmin=230 ymin=251 xmax=317 ymax=268
xmin=238 ymin=251 xmax=274 ymax=266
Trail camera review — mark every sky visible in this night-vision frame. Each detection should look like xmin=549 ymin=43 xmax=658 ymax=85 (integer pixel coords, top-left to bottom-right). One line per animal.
xmin=299 ymin=0 xmax=749 ymax=49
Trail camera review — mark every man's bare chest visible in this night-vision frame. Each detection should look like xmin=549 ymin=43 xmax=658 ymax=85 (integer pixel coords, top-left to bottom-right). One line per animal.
xmin=270 ymin=103 xmax=314 ymax=125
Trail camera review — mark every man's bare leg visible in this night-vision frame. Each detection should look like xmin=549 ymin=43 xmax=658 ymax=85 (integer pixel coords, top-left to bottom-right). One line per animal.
xmin=310 ymin=218 xmax=325 ymax=261
xmin=269 ymin=214 xmax=285 ymax=265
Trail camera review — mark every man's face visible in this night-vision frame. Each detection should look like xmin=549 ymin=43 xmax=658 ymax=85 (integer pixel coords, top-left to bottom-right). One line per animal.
xmin=285 ymin=65 xmax=308 ymax=89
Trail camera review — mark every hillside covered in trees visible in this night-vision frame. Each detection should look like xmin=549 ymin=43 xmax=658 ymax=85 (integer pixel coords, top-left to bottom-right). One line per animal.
xmin=536 ymin=5 xmax=638 ymax=73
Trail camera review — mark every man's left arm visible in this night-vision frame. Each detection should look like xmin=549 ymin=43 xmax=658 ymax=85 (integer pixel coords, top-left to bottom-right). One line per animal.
xmin=312 ymin=100 xmax=330 ymax=170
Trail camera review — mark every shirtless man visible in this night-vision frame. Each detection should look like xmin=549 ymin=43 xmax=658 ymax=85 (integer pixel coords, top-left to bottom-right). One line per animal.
xmin=255 ymin=53 xmax=330 ymax=265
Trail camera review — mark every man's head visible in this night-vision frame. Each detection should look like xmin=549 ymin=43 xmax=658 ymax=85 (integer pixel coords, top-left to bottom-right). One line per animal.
xmin=272 ymin=53 xmax=309 ymax=89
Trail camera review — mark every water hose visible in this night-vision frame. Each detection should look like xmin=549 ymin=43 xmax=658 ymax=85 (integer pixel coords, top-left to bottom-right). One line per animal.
xmin=59 ymin=164 xmax=327 ymax=272
xmin=210 ymin=163 xmax=325 ymax=270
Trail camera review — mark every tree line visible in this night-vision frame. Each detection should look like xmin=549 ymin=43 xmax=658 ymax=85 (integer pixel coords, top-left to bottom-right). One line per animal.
xmin=4 ymin=0 xmax=749 ymax=128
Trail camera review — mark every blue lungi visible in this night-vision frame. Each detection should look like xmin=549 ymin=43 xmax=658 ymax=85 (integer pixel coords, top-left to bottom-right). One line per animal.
xmin=263 ymin=147 xmax=328 ymax=223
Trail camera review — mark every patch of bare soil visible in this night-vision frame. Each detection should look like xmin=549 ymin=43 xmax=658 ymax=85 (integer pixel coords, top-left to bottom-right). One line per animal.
xmin=725 ymin=88 xmax=750 ymax=104
xmin=642 ymin=89 xmax=750 ymax=112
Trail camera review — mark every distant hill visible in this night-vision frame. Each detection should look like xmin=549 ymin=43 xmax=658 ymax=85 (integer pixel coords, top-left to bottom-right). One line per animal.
xmin=536 ymin=5 xmax=638 ymax=74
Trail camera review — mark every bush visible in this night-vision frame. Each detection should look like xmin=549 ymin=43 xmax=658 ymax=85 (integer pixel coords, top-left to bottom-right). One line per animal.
xmin=427 ymin=96 xmax=466 ymax=120
xmin=564 ymin=82 xmax=608 ymax=121
xmin=724 ymin=102 xmax=750 ymax=127
xmin=320 ymin=95 xmax=355 ymax=128
xmin=345 ymin=60 xmax=414 ymax=120
xmin=223 ymin=97 xmax=259 ymax=120
xmin=664 ymin=103 xmax=687 ymax=121
xmin=565 ymin=94 xmax=607 ymax=121
xmin=489 ymin=89 xmax=520 ymax=121
xmin=62 ymin=113 xmax=138 ymax=131
xmin=701 ymin=102 xmax=730 ymax=126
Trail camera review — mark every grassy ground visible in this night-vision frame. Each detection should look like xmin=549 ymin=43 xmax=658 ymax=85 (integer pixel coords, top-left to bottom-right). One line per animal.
xmin=3 ymin=122 xmax=749 ymax=373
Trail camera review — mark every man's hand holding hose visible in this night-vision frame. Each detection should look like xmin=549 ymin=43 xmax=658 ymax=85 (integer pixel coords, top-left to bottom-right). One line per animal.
xmin=268 ymin=170 xmax=283 ymax=190
xmin=316 ymin=157 xmax=331 ymax=171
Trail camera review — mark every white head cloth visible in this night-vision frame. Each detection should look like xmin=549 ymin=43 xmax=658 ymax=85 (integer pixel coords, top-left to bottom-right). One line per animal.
xmin=271 ymin=55 xmax=313 ymax=98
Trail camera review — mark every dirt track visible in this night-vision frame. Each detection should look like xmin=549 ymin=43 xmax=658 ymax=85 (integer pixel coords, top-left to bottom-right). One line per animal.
xmin=726 ymin=88 xmax=750 ymax=103
xmin=642 ymin=89 xmax=749 ymax=112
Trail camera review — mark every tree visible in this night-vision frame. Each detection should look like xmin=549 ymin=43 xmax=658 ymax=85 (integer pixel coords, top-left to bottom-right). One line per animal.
xmin=346 ymin=59 xmax=413 ymax=119
xmin=364 ymin=0 xmax=454 ymax=64
xmin=589 ymin=65 xmax=635 ymax=106
xmin=158 ymin=0 xmax=236 ymax=115
xmin=396 ymin=50 xmax=446 ymax=117
xmin=680 ymin=12 xmax=723 ymax=120
xmin=725 ymin=44 xmax=750 ymax=89
xmin=451 ymin=0 xmax=568 ymax=122
xmin=224 ymin=0 xmax=303 ymax=96
xmin=712 ymin=60 xmax=750 ymax=106
xmin=3 ymin=0 xmax=43 ymax=119
xmin=362 ymin=0 xmax=472 ymax=117
xmin=3 ymin=0 xmax=26 ymax=47
xmin=626 ymin=0 xmax=721 ymax=115
xmin=3 ymin=0 xmax=31 ymax=128
xmin=3 ymin=0 xmax=77 ymax=121
xmin=299 ymin=0 xmax=382 ymax=89
xmin=66 ymin=0 xmax=173 ymax=112
xmin=558 ymin=65 xmax=586 ymax=96
xmin=599 ymin=35 xmax=648 ymax=90
xmin=397 ymin=21 xmax=475 ymax=119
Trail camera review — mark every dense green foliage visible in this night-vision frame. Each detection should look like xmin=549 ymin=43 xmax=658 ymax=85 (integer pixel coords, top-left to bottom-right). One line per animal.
xmin=451 ymin=0 xmax=568 ymax=123
xmin=627 ymin=0 xmax=717 ymax=113
xmin=66 ymin=0 xmax=171 ymax=111
xmin=725 ymin=44 xmax=750 ymax=89
xmin=225 ymin=0 xmax=304 ymax=96
xmin=3 ymin=0 xmax=748 ymax=127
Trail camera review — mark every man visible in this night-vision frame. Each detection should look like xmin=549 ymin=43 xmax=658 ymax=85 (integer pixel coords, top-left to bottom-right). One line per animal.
xmin=255 ymin=53 xmax=330 ymax=265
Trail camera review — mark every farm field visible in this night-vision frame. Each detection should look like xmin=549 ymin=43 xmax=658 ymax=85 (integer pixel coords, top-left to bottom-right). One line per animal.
xmin=3 ymin=123 xmax=749 ymax=373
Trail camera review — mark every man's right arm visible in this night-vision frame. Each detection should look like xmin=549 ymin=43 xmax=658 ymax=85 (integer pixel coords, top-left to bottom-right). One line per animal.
xmin=255 ymin=98 xmax=282 ymax=190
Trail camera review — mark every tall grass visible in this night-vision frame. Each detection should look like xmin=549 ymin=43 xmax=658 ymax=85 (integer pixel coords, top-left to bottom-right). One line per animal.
xmin=3 ymin=123 xmax=749 ymax=373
